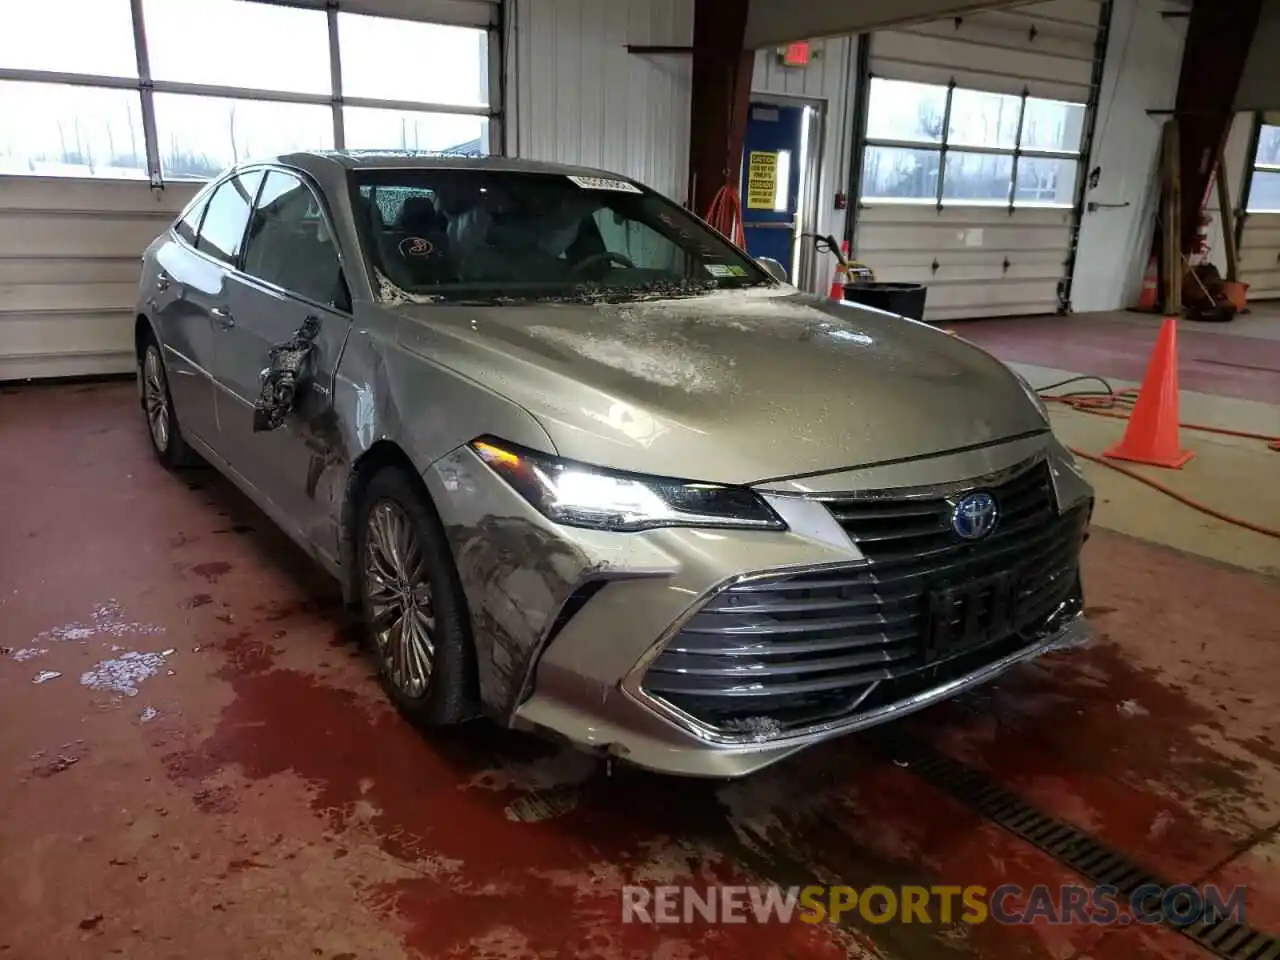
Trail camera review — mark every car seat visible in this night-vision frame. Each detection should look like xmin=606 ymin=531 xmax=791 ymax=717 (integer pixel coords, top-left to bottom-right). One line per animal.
xmin=394 ymin=196 xmax=456 ymax=285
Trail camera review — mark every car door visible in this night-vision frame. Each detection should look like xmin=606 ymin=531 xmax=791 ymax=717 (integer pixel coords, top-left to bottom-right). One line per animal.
xmin=155 ymin=170 xmax=264 ymax=454
xmin=213 ymin=168 xmax=353 ymax=555
xmin=148 ymin=187 xmax=222 ymax=446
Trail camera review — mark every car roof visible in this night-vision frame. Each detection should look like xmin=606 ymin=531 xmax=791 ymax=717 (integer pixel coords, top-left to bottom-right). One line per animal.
xmin=263 ymin=150 xmax=643 ymax=184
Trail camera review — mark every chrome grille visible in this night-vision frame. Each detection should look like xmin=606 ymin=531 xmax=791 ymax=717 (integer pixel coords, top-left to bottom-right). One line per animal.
xmin=641 ymin=461 xmax=1088 ymax=733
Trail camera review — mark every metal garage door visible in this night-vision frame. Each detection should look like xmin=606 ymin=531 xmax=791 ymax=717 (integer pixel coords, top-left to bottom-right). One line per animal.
xmin=853 ymin=0 xmax=1109 ymax=321
xmin=0 ymin=0 xmax=499 ymax=381
xmin=1239 ymin=114 xmax=1280 ymax=300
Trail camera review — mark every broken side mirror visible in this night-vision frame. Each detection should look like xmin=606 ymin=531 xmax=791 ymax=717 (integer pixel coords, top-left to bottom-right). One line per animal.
xmin=253 ymin=315 xmax=321 ymax=432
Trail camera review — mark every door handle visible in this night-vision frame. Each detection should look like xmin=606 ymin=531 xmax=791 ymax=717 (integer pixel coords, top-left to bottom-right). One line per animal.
xmin=210 ymin=306 xmax=235 ymax=329
xmin=155 ymin=272 xmax=171 ymax=292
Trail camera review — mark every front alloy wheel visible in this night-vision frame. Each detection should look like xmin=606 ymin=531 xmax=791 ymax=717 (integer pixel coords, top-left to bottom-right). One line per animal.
xmin=363 ymin=499 xmax=436 ymax=699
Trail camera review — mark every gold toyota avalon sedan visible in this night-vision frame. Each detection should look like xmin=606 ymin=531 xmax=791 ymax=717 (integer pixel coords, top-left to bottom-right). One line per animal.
xmin=134 ymin=151 xmax=1094 ymax=777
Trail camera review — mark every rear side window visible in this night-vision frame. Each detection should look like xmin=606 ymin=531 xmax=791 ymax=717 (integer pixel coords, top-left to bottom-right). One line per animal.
xmin=174 ymin=199 xmax=207 ymax=245
xmin=243 ymin=170 xmax=345 ymax=307
xmin=196 ymin=171 xmax=264 ymax=265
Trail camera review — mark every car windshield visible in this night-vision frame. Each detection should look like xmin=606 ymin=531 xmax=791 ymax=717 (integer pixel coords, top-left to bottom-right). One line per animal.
xmin=349 ymin=168 xmax=772 ymax=304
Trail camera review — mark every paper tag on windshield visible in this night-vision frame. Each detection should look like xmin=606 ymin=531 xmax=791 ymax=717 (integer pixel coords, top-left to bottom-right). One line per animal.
xmin=567 ymin=175 xmax=643 ymax=194
xmin=705 ymin=264 xmax=733 ymax=278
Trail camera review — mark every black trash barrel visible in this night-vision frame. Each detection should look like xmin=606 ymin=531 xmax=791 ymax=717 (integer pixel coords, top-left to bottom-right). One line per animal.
xmin=842 ymin=282 xmax=928 ymax=322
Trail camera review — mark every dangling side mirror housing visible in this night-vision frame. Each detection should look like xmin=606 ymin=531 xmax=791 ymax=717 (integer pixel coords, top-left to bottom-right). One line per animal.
xmin=756 ymin=257 xmax=789 ymax=284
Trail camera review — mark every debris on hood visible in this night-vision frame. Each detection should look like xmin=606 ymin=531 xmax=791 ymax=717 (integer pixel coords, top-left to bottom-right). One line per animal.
xmin=456 ymin=277 xmax=721 ymax=307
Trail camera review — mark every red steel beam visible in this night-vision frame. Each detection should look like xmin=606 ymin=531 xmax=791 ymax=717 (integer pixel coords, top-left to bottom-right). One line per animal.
xmin=1174 ymin=0 xmax=1264 ymax=255
xmin=689 ymin=0 xmax=754 ymax=217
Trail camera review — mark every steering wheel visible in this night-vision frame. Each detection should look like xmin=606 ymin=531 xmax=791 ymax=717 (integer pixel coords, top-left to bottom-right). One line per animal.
xmin=569 ymin=251 xmax=637 ymax=275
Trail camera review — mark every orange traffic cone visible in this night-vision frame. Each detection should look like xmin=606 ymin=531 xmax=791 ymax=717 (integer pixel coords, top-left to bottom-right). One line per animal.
xmin=1103 ymin=317 xmax=1194 ymax=469
xmin=828 ymin=258 xmax=848 ymax=300
xmin=1135 ymin=256 xmax=1159 ymax=311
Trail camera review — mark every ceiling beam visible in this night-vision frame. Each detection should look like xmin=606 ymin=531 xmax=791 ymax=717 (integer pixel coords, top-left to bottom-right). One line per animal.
xmin=744 ymin=0 xmax=1027 ymax=49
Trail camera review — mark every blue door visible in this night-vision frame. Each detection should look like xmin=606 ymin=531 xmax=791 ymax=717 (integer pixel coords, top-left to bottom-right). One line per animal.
xmin=741 ymin=102 xmax=804 ymax=279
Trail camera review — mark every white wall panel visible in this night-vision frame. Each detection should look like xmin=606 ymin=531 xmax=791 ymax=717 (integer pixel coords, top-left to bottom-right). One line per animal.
xmin=0 ymin=178 xmax=198 ymax=380
xmin=1239 ymin=215 xmax=1280 ymax=298
xmin=1071 ymin=0 xmax=1186 ymax=313
xmin=753 ymin=37 xmax=857 ymax=293
xmin=510 ymin=0 xmax=694 ymax=203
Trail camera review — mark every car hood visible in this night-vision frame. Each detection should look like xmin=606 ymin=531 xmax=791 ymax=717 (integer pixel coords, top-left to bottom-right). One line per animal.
xmin=390 ymin=287 xmax=1048 ymax=485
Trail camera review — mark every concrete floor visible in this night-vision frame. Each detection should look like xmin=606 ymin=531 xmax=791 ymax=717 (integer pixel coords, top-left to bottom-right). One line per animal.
xmin=1 ymin=310 xmax=1278 ymax=959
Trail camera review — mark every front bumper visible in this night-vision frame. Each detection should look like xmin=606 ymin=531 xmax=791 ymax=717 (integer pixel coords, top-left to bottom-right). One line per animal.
xmin=423 ymin=433 xmax=1095 ymax=778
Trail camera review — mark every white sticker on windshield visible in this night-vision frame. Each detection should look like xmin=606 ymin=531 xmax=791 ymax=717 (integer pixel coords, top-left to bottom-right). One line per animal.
xmin=705 ymin=264 xmax=733 ymax=278
xmin=567 ymin=175 xmax=643 ymax=194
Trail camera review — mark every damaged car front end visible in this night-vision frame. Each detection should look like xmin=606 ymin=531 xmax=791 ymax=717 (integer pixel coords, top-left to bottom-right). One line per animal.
xmin=422 ymin=431 xmax=1094 ymax=778
xmin=136 ymin=151 xmax=1094 ymax=779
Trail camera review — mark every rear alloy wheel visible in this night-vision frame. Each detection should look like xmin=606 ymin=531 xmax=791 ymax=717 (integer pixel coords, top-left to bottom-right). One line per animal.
xmin=364 ymin=499 xmax=436 ymax=698
xmin=355 ymin=467 xmax=476 ymax=726
xmin=139 ymin=337 xmax=194 ymax=469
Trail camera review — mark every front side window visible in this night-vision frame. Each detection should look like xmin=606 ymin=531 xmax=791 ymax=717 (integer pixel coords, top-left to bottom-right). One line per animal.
xmin=243 ymin=170 xmax=345 ymax=308
xmin=196 ymin=171 xmax=263 ymax=265
xmin=351 ymin=170 xmax=770 ymax=304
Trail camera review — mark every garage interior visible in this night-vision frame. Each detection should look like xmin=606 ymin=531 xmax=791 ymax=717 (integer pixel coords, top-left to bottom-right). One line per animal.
xmin=1 ymin=0 xmax=1279 ymax=957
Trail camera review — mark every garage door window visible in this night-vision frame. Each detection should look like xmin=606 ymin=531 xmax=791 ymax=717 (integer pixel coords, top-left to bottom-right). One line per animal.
xmin=144 ymin=0 xmax=331 ymax=96
xmin=0 ymin=0 xmax=137 ymax=78
xmin=343 ymin=108 xmax=488 ymax=156
xmin=0 ymin=81 xmax=147 ymax=179
xmin=865 ymin=78 xmax=946 ymax=144
xmin=1245 ymin=123 xmax=1280 ymax=213
xmin=0 ymin=0 xmax=498 ymax=183
xmin=338 ymin=13 xmax=488 ymax=108
xmin=861 ymin=81 xmax=1086 ymax=208
xmin=154 ymin=93 xmax=334 ymax=180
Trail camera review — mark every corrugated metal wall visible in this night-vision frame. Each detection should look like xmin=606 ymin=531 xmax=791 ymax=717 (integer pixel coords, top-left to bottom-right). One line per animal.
xmin=753 ymin=36 xmax=857 ymax=291
xmin=509 ymin=0 xmax=695 ymax=202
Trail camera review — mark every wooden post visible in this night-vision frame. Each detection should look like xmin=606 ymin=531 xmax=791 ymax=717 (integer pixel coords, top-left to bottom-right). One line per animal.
xmin=1162 ymin=120 xmax=1183 ymax=315
xmin=1215 ymin=144 xmax=1240 ymax=282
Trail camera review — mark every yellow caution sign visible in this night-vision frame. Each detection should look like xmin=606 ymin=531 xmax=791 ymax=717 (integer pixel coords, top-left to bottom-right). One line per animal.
xmin=746 ymin=151 xmax=778 ymax=210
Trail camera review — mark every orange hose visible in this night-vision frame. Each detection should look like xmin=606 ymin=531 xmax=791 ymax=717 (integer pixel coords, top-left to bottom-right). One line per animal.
xmin=1041 ymin=388 xmax=1280 ymax=540
xmin=703 ymin=185 xmax=745 ymax=249
xmin=1046 ymin=389 xmax=1280 ymax=447
xmin=1068 ymin=447 xmax=1280 ymax=540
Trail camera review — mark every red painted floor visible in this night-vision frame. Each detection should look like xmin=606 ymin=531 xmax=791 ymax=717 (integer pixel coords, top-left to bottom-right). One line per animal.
xmin=1 ymin=381 xmax=1278 ymax=960
xmin=947 ymin=312 xmax=1280 ymax=404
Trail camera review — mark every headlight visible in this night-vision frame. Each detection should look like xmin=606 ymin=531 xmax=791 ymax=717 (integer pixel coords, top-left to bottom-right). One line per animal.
xmin=1011 ymin=369 xmax=1050 ymax=422
xmin=470 ymin=438 xmax=787 ymax=533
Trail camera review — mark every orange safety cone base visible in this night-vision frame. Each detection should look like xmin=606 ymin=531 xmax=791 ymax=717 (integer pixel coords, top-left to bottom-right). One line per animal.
xmin=1102 ymin=444 xmax=1194 ymax=469
xmin=1101 ymin=316 xmax=1193 ymax=469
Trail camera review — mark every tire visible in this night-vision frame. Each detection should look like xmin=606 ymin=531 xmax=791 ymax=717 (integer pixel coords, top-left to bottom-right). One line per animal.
xmin=139 ymin=334 xmax=195 ymax=469
xmin=355 ymin=466 xmax=477 ymax=726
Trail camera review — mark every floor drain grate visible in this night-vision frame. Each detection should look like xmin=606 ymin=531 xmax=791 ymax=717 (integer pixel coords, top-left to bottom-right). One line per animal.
xmin=865 ymin=731 xmax=1280 ymax=960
